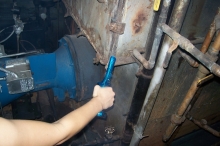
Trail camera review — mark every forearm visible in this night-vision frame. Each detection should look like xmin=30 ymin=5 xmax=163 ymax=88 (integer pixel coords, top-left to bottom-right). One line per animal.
xmin=54 ymin=98 xmax=102 ymax=144
xmin=0 ymin=98 xmax=102 ymax=146
xmin=0 ymin=86 xmax=114 ymax=146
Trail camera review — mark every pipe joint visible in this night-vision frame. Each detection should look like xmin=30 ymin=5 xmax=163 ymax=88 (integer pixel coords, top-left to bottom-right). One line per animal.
xmin=171 ymin=114 xmax=186 ymax=125
xmin=133 ymin=49 xmax=155 ymax=69
xmin=211 ymin=63 xmax=220 ymax=77
xmin=198 ymin=65 xmax=210 ymax=76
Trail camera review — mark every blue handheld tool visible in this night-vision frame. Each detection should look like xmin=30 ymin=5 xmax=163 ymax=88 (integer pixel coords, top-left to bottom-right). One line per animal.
xmin=97 ymin=56 xmax=116 ymax=119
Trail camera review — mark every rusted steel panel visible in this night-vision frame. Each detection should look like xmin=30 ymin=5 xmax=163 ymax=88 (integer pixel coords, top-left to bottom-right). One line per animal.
xmin=62 ymin=0 xmax=114 ymax=59
xmin=62 ymin=0 xmax=155 ymax=65
xmin=116 ymin=0 xmax=155 ymax=57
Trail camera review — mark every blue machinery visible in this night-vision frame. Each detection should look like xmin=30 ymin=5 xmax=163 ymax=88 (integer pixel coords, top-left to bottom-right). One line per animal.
xmin=0 ymin=35 xmax=101 ymax=106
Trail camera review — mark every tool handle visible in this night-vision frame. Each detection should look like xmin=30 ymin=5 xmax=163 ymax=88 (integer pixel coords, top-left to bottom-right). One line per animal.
xmin=96 ymin=56 xmax=116 ymax=119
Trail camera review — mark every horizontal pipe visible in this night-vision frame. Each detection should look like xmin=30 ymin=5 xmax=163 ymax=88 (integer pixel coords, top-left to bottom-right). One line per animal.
xmin=163 ymin=29 xmax=220 ymax=141
xmin=187 ymin=115 xmax=220 ymax=137
xmin=161 ymin=23 xmax=220 ymax=77
xmin=178 ymin=8 xmax=220 ymax=67
xmin=0 ymin=50 xmax=42 ymax=59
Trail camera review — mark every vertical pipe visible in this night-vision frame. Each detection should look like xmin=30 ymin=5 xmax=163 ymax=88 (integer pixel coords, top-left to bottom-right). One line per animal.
xmin=163 ymin=31 xmax=220 ymax=141
xmin=129 ymin=0 xmax=190 ymax=145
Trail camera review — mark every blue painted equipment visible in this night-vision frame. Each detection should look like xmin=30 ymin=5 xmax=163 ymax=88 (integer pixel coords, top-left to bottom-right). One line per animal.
xmin=97 ymin=56 xmax=116 ymax=119
xmin=0 ymin=35 xmax=101 ymax=106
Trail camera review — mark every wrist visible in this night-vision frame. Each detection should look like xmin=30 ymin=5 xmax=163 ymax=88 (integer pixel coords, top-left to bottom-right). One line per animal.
xmin=91 ymin=97 xmax=103 ymax=111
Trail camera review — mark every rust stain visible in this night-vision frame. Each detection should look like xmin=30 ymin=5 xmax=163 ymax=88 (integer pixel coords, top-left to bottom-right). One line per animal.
xmin=132 ymin=11 xmax=148 ymax=34
xmin=131 ymin=0 xmax=153 ymax=35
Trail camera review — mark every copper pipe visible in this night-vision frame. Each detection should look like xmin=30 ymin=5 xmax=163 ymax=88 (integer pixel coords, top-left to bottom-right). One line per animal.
xmin=179 ymin=8 xmax=220 ymax=67
xmin=187 ymin=115 xmax=220 ymax=137
xmin=161 ymin=24 xmax=220 ymax=77
xmin=212 ymin=31 xmax=220 ymax=50
xmin=163 ymin=69 xmax=207 ymax=141
xmin=200 ymin=21 xmax=216 ymax=53
xmin=163 ymin=30 xmax=220 ymax=141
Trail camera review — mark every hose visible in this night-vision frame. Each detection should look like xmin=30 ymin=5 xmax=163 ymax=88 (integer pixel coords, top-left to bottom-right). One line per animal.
xmin=20 ymin=40 xmax=37 ymax=51
xmin=0 ymin=30 xmax=15 ymax=44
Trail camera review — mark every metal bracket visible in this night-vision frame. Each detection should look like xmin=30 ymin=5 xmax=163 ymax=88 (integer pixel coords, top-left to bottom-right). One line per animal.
xmin=109 ymin=22 xmax=126 ymax=35
xmin=5 ymin=58 xmax=34 ymax=94
xmin=163 ymin=41 xmax=178 ymax=68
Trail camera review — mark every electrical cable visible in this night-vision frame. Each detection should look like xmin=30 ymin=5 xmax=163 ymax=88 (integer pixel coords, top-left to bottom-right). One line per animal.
xmin=0 ymin=26 xmax=13 ymax=34
xmin=17 ymin=35 xmax=20 ymax=53
xmin=0 ymin=30 xmax=15 ymax=44
xmin=20 ymin=40 xmax=37 ymax=51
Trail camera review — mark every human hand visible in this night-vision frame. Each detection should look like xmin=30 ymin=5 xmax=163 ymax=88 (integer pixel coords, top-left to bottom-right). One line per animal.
xmin=92 ymin=85 xmax=115 ymax=110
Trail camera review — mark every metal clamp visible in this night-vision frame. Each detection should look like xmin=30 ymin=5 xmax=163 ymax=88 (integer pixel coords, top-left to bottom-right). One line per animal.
xmin=109 ymin=22 xmax=126 ymax=35
xmin=5 ymin=58 xmax=34 ymax=94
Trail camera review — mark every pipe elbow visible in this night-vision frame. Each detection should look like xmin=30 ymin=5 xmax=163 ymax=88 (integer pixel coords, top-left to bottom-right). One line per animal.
xmin=133 ymin=49 xmax=153 ymax=69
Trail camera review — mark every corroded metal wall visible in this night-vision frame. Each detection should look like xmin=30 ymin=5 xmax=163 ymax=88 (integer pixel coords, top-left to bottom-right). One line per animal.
xmin=62 ymin=0 xmax=156 ymax=139
xmin=140 ymin=0 xmax=220 ymax=145
xmin=62 ymin=0 xmax=155 ymax=65
xmin=62 ymin=0 xmax=220 ymax=145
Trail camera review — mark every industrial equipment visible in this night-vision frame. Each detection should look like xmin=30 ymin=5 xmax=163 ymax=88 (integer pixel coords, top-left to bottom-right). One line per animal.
xmin=0 ymin=35 xmax=101 ymax=106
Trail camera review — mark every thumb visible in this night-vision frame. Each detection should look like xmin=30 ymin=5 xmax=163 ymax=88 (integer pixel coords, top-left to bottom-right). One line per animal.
xmin=93 ymin=85 xmax=100 ymax=97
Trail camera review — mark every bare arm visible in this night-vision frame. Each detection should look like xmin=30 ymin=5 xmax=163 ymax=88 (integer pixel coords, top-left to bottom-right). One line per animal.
xmin=0 ymin=85 xmax=115 ymax=146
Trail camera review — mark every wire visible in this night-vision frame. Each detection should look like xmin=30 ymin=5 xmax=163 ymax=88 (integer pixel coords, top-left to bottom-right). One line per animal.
xmin=20 ymin=40 xmax=37 ymax=51
xmin=0 ymin=67 xmax=18 ymax=78
xmin=17 ymin=35 xmax=20 ymax=54
xmin=0 ymin=26 xmax=13 ymax=34
xmin=0 ymin=30 xmax=15 ymax=44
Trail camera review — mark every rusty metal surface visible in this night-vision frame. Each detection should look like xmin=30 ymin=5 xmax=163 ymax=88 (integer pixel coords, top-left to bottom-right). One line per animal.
xmin=187 ymin=115 xmax=220 ymax=137
xmin=116 ymin=0 xmax=155 ymax=57
xmin=139 ymin=1 xmax=220 ymax=145
xmin=61 ymin=0 xmax=220 ymax=145
xmin=161 ymin=23 xmax=220 ymax=77
xmin=62 ymin=0 xmax=155 ymax=65
xmin=133 ymin=49 xmax=150 ymax=69
xmin=106 ymin=63 xmax=139 ymax=138
xmin=178 ymin=8 xmax=220 ymax=68
xmin=163 ymin=30 xmax=220 ymax=141
xmin=62 ymin=0 xmax=113 ymax=59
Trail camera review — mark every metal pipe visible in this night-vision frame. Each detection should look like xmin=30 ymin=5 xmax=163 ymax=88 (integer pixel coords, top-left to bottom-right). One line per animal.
xmin=129 ymin=1 xmax=191 ymax=145
xmin=163 ymin=31 xmax=220 ymax=141
xmin=0 ymin=50 xmax=42 ymax=59
xmin=0 ymin=67 xmax=18 ymax=78
xmin=161 ymin=24 xmax=220 ymax=77
xmin=178 ymin=8 xmax=220 ymax=67
xmin=187 ymin=115 xmax=220 ymax=137
xmin=135 ymin=0 xmax=175 ymax=70
xmin=0 ymin=30 xmax=14 ymax=44
xmin=133 ymin=49 xmax=150 ymax=69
